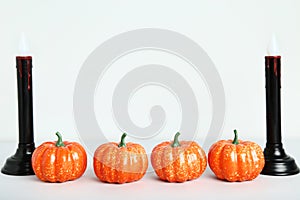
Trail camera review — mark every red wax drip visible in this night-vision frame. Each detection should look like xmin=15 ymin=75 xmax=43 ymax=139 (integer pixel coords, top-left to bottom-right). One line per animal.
xmin=27 ymin=60 xmax=31 ymax=90
xmin=265 ymin=56 xmax=281 ymax=77
xmin=16 ymin=56 xmax=32 ymax=91
xmin=18 ymin=59 xmax=23 ymax=78
xmin=274 ymin=60 xmax=278 ymax=77
xmin=266 ymin=59 xmax=270 ymax=69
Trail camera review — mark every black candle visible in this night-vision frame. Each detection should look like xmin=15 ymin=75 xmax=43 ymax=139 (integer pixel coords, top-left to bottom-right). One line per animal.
xmin=1 ymin=54 xmax=35 ymax=175
xmin=16 ymin=56 xmax=34 ymax=145
xmin=265 ymin=55 xmax=282 ymax=144
xmin=261 ymin=36 xmax=299 ymax=176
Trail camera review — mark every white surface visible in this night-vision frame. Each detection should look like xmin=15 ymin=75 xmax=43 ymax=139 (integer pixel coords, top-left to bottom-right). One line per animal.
xmin=0 ymin=0 xmax=300 ymax=143
xmin=1 ymin=141 xmax=300 ymax=199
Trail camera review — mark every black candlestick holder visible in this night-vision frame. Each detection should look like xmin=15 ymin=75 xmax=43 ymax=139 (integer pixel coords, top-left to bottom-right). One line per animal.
xmin=261 ymin=56 xmax=299 ymax=176
xmin=1 ymin=56 xmax=35 ymax=175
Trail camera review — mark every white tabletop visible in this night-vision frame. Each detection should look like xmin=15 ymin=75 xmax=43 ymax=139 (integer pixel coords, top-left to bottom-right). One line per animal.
xmin=1 ymin=140 xmax=300 ymax=200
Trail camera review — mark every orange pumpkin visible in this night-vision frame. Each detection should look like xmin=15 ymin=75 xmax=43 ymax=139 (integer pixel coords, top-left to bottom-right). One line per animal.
xmin=93 ymin=133 xmax=148 ymax=184
xmin=151 ymin=132 xmax=207 ymax=182
xmin=208 ymin=130 xmax=265 ymax=182
xmin=32 ymin=132 xmax=87 ymax=183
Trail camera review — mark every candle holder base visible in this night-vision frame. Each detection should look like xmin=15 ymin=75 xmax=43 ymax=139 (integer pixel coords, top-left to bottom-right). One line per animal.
xmin=1 ymin=143 xmax=35 ymax=176
xmin=261 ymin=143 xmax=299 ymax=176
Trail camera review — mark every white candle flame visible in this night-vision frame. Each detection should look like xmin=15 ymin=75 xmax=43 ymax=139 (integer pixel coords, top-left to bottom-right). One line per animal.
xmin=267 ymin=33 xmax=280 ymax=56
xmin=18 ymin=32 xmax=30 ymax=56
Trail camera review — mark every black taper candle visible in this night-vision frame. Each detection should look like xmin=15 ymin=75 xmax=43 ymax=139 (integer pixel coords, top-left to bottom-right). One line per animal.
xmin=261 ymin=55 xmax=299 ymax=176
xmin=1 ymin=56 xmax=35 ymax=175
xmin=265 ymin=56 xmax=282 ymax=144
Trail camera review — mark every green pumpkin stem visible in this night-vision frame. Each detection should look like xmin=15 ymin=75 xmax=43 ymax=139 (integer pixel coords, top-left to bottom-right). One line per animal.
xmin=118 ymin=133 xmax=127 ymax=148
xmin=171 ymin=132 xmax=181 ymax=147
xmin=232 ymin=129 xmax=239 ymax=145
xmin=55 ymin=132 xmax=65 ymax=147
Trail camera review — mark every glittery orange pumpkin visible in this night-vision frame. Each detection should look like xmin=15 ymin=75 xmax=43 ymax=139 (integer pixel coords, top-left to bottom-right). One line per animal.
xmin=208 ymin=130 xmax=265 ymax=182
xmin=93 ymin=133 xmax=148 ymax=184
xmin=151 ymin=132 xmax=207 ymax=182
xmin=32 ymin=132 xmax=87 ymax=182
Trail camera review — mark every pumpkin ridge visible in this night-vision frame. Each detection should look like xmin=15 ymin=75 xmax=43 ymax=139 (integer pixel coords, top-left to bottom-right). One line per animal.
xmin=182 ymin=147 xmax=189 ymax=181
xmin=126 ymin=150 xmax=134 ymax=181
xmin=33 ymin=144 xmax=49 ymax=181
xmin=67 ymin=146 xmax=75 ymax=181
xmin=133 ymin=145 xmax=148 ymax=174
xmin=160 ymin=145 xmax=167 ymax=181
xmin=108 ymin=146 xmax=117 ymax=183
xmin=236 ymin=144 xmax=245 ymax=181
xmin=62 ymin=148 xmax=70 ymax=182
xmin=110 ymin=147 xmax=120 ymax=183
xmin=133 ymin=149 xmax=141 ymax=173
xmin=155 ymin=144 xmax=164 ymax=180
xmin=186 ymin=147 xmax=193 ymax=180
xmin=106 ymin=145 xmax=115 ymax=171
xmin=95 ymin=144 xmax=106 ymax=164
xmin=162 ymin=145 xmax=172 ymax=181
xmin=171 ymin=147 xmax=178 ymax=182
xmin=151 ymin=143 xmax=164 ymax=180
xmin=77 ymin=143 xmax=87 ymax=177
xmin=123 ymin=150 xmax=132 ymax=182
xmin=169 ymin=146 xmax=176 ymax=182
xmin=60 ymin=146 xmax=69 ymax=182
xmin=186 ymin=145 xmax=193 ymax=181
xmin=43 ymin=147 xmax=56 ymax=182
xmin=39 ymin=147 xmax=48 ymax=181
xmin=116 ymin=148 xmax=124 ymax=183
xmin=69 ymin=144 xmax=80 ymax=180
xmin=54 ymin=146 xmax=63 ymax=182
xmin=214 ymin=144 xmax=223 ymax=179
xmin=103 ymin=150 xmax=112 ymax=182
xmin=62 ymin=147 xmax=71 ymax=182
xmin=220 ymin=144 xmax=232 ymax=181
xmin=95 ymin=145 xmax=106 ymax=180
xmin=232 ymin=144 xmax=238 ymax=181
xmin=251 ymin=143 xmax=263 ymax=180
xmin=189 ymin=143 xmax=202 ymax=180
xmin=96 ymin=144 xmax=108 ymax=181
xmin=216 ymin=143 xmax=226 ymax=180
xmin=246 ymin=143 xmax=254 ymax=180
xmin=143 ymin=153 xmax=148 ymax=175
xmin=230 ymin=144 xmax=237 ymax=181
xmin=98 ymin=158 xmax=104 ymax=181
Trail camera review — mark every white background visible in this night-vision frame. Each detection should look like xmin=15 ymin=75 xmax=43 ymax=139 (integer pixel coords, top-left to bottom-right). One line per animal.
xmin=0 ymin=0 xmax=299 ymax=149
xmin=1 ymin=1 xmax=300 ymax=199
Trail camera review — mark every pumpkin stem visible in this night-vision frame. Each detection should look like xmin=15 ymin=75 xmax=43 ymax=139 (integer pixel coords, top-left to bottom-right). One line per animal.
xmin=55 ymin=132 xmax=65 ymax=147
xmin=118 ymin=133 xmax=127 ymax=148
xmin=233 ymin=129 xmax=239 ymax=145
xmin=171 ymin=132 xmax=181 ymax=147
